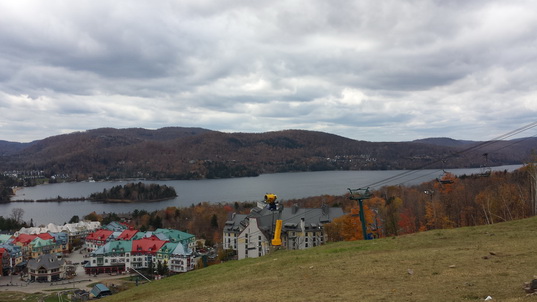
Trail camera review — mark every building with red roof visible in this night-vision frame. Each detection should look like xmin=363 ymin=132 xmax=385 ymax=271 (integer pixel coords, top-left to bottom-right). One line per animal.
xmin=116 ymin=229 xmax=138 ymax=241
xmin=12 ymin=234 xmax=37 ymax=259
xmin=12 ymin=234 xmax=37 ymax=245
xmin=85 ymin=229 xmax=114 ymax=252
xmin=36 ymin=233 xmax=54 ymax=240
xmin=130 ymin=237 xmax=167 ymax=269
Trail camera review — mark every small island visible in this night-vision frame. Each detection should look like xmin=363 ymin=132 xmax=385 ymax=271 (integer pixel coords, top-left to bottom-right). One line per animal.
xmin=88 ymin=182 xmax=177 ymax=203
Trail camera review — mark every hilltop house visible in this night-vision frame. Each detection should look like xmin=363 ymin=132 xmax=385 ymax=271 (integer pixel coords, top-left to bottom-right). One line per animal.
xmin=224 ymin=203 xmax=344 ymax=260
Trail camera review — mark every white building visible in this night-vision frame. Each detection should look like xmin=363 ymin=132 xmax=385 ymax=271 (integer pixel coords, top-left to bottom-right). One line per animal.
xmin=224 ymin=204 xmax=344 ymax=260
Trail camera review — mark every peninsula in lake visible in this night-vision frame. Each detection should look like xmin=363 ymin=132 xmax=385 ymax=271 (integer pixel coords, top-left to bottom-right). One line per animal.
xmin=88 ymin=182 xmax=177 ymax=203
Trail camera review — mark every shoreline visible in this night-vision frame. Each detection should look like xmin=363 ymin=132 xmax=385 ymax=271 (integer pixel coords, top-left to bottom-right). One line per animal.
xmin=8 ymin=197 xmax=176 ymax=203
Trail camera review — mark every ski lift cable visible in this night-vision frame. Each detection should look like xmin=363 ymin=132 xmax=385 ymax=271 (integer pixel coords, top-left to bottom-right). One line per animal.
xmin=396 ymin=133 xmax=537 ymax=185
xmin=362 ymin=121 xmax=537 ymax=189
xmin=242 ymin=121 xmax=537 ymax=238
xmin=486 ymin=133 xmax=537 ymax=154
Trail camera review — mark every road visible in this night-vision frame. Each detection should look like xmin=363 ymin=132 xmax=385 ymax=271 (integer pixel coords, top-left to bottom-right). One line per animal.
xmin=0 ymin=248 xmax=131 ymax=294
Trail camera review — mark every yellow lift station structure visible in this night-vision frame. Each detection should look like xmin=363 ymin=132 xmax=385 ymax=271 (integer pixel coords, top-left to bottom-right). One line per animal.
xmin=272 ymin=219 xmax=283 ymax=246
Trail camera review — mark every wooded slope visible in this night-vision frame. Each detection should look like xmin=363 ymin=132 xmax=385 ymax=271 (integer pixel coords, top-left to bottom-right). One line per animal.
xmin=0 ymin=127 xmax=535 ymax=180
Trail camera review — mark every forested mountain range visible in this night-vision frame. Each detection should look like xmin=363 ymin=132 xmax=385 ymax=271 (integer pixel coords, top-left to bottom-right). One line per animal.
xmin=0 ymin=127 xmax=535 ymax=181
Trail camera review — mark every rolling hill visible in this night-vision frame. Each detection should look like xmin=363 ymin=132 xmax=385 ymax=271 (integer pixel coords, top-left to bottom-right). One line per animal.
xmin=0 ymin=127 xmax=535 ymax=181
xmin=102 ymin=217 xmax=537 ymax=302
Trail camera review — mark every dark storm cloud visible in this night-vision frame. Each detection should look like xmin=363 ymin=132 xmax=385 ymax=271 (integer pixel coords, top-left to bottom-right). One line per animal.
xmin=1 ymin=0 xmax=536 ymax=142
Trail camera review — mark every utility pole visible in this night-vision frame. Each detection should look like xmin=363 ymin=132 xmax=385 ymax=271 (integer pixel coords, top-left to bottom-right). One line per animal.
xmin=527 ymin=161 xmax=537 ymax=216
xmin=348 ymin=187 xmax=372 ymax=240
xmin=424 ymin=190 xmax=436 ymax=229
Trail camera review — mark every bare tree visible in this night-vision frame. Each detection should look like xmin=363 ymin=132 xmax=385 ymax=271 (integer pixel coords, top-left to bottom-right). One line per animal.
xmin=10 ymin=208 xmax=24 ymax=224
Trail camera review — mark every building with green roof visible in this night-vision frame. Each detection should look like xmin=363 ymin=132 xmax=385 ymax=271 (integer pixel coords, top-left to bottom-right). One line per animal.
xmin=85 ymin=240 xmax=132 ymax=275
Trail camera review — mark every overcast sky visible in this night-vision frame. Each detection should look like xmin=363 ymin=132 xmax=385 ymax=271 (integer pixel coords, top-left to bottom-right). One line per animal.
xmin=1 ymin=1 xmax=537 ymax=143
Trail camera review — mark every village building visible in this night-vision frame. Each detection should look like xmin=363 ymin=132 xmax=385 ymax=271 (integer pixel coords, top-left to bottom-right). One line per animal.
xmin=16 ymin=221 xmax=101 ymax=251
xmin=29 ymin=237 xmax=61 ymax=259
xmin=130 ymin=237 xmax=167 ymax=270
xmin=27 ymin=253 xmax=66 ymax=282
xmin=85 ymin=229 xmax=114 ymax=252
xmin=84 ymin=228 xmax=197 ymax=275
xmin=49 ymin=232 xmax=69 ymax=253
xmin=0 ymin=248 xmax=9 ymax=276
xmin=153 ymin=228 xmax=196 ymax=250
xmin=222 ymin=214 xmax=247 ymax=251
xmin=90 ymin=283 xmax=112 ymax=298
xmin=116 ymin=229 xmax=138 ymax=241
xmin=85 ymin=240 xmax=132 ymax=275
xmin=12 ymin=233 xmax=56 ymax=259
xmin=224 ymin=203 xmax=344 ymax=260
xmin=102 ymin=221 xmax=128 ymax=232
xmin=156 ymin=242 xmax=195 ymax=273
xmin=237 ymin=217 xmax=272 ymax=259
xmin=0 ymin=243 xmax=23 ymax=273
xmin=0 ymin=234 xmax=13 ymax=244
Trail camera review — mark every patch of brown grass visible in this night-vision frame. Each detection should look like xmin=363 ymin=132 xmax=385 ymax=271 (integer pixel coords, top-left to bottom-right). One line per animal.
xmin=104 ymin=217 xmax=537 ymax=301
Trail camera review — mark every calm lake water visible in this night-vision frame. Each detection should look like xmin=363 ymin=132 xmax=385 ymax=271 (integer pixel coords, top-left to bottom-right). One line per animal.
xmin=1 ymin=165 xmax=522 ymax=225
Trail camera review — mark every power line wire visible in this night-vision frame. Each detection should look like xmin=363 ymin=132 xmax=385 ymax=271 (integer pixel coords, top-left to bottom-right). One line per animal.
xmin=361 ymin=121 xmax=537 ymax=189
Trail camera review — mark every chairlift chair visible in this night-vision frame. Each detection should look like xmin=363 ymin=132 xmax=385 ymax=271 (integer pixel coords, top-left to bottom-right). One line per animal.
xmin=478 ymin=153 xmax=491 ymax=177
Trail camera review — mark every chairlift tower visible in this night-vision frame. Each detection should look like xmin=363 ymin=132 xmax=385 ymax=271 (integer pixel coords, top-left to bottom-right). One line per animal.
xmin=348 ymin=187 xmax=372 ymax=240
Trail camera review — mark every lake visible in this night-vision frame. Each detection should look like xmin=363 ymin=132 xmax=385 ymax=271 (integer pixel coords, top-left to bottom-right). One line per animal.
xmin=1 ymin=165 xmax=522 ymax=225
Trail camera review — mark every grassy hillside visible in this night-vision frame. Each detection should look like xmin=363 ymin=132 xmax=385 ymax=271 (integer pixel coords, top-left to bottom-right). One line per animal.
xmin=104 ymin=217 xmax=537 ymax=302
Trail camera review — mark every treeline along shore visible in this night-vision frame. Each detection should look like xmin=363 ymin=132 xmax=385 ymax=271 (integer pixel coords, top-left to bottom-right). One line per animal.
xmin=8 ymin=182 xmax=178 ymax=203
xmin=11 ymin=197 xmax=87 ymax=203
xmin=88 ymin=182 xmax=177 ymax=202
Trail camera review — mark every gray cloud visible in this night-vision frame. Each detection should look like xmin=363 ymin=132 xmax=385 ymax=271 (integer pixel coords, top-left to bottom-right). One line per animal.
xmin=1 ymin=0 xmax=537 ymax=143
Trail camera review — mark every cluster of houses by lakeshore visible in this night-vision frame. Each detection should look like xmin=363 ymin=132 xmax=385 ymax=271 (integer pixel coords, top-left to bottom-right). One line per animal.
xmin=0 ymin=221 xmax=197 ymax=282
xmin=0 ymin=221 xmax=100 ymax=282
xmin=0 ymin=202 xmax=344 ymax=283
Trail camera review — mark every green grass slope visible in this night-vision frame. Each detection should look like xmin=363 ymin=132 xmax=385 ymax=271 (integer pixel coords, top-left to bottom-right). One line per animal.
xmin=105 ymin=218 xmax=537 ymax=302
